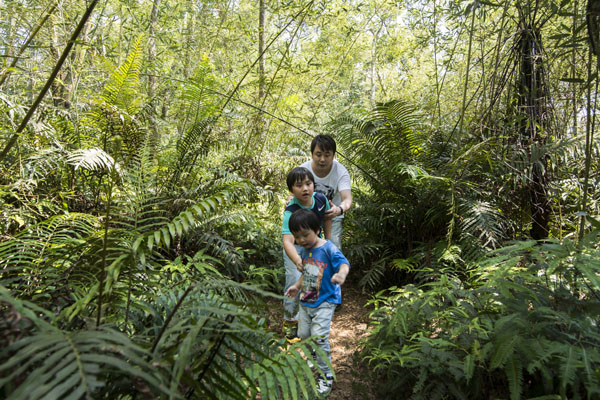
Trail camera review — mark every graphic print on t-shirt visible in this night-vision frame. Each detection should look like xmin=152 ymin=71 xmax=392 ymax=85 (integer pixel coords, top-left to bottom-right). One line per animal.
xmin=300 ymin=257 xmax=326 ymax=304
xmin=315 ymin=182 xmax=335 ymax=201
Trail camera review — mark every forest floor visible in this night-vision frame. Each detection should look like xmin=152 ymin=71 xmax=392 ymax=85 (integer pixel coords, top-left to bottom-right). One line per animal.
xmin=266 ymin=278 xmax=377 ymax=399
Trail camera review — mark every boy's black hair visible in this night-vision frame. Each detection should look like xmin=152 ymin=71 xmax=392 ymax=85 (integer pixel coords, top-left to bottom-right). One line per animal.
xmin=286 ymin=167 xmax=315 ymax=192
xmin=310 ymin=134 xmax=336 ymax=154
xmin=289 ymin=209 xmax=321 ymax=234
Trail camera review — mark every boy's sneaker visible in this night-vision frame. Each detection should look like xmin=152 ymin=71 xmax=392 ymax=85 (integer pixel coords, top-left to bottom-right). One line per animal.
xmin=282 ymin=321 xmax=301 ymax=343
xmin=317 ymin=375 xmax=333 ymax=396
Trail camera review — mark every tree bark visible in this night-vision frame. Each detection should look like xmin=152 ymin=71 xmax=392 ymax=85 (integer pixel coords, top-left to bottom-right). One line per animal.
xmin=369 ymin=21 xmax=383 ymax=106
xmin=516 ymin=24 xmax=551 ymax=240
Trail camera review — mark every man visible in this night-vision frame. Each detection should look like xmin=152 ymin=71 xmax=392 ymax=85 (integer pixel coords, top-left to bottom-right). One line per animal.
xmin=300 ymin=134 xmax=352 ymax=250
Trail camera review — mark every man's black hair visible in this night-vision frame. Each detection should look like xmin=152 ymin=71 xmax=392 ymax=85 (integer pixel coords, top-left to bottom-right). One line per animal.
xmin=289 ymin=209 xmax=321 ymax=234
xmin=310 ymin=134 xmax=336 ymax=154
xmin=286 ymin=167 xmax=315 ymax=192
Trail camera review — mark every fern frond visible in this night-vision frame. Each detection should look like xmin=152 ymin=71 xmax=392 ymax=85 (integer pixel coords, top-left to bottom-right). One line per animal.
xmin=0 ymin=287 xmax=172 ymax=399
xmin=0 ymin=213 xmax=99 ymax=287
xmin=167 ymin=118 xmax=216 ymax=188
xmin=101 ymin=35 xmax=143 ymax=114
xmin=142 ymin=281 xmax=320 ymax=399
xmin=458 ymin=199 xmax=505 ymax=249
xmin=559 ymin=344 xmax=577 ymax=397
xmin=505 ymin=354 xmax=523 ymax=400
xmin=67 ymin=148 xmax=116 ymax=172
xmin=22 ymin=146 xmax=67 ymax=180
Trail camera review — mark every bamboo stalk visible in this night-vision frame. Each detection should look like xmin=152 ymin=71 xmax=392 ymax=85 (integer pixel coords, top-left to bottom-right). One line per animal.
xmin=456 ymin=4 xmax=477 ymax=149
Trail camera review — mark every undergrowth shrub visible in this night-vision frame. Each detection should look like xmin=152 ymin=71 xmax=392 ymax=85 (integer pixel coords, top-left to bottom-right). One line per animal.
xmin=0 ymin=262 xmax=324 ymax=399
xmin=361 ymin=232 xmax=600 ymax=400
xmin=334 ymin=100 xmax=506 ymax=290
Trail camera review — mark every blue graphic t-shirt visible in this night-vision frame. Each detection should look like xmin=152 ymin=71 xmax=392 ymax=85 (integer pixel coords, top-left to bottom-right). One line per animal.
xmin=299 ymin=240 xmax=349 ymax=308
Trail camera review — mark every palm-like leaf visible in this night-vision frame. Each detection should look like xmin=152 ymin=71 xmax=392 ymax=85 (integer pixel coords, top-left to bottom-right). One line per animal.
xmin=145 ymin=279 xmax=323 ymax=399
xmin=0 ymin=286 xmax=172 ymax=399
xmin=67 ymin=148 xmax=116 ymax=172
xmin=81 ymin=36 xmax=145 ymax=164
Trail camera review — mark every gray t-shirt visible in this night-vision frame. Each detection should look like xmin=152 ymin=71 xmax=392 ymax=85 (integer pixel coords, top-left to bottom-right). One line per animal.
xmin=301 ymin=160 xmax=351 ymax=219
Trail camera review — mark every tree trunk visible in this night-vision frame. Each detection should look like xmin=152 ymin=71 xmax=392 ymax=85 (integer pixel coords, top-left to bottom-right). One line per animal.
xmin=258 ymin=0 xmax=265 ymax=102
xmin=516 ymin=24 xmax=551 ymax=240
xmin=244 ymin=0 xmax=266 ymax=157
xmin=50 ymin=23 xmax=69 ymax=108
xmin=369 ymin=22 xmax=383 ymax=106
xmin=148 ymin=0 xmax=161 ymax=141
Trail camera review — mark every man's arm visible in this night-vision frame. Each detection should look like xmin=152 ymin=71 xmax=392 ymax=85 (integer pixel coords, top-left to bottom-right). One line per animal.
xmin=339 ymin=189 xmax=352 ymax=214
xmin=283 ymin=234 xmax=303 ymax=272
xmin=331 ymin=264 xmax=349 ymax=285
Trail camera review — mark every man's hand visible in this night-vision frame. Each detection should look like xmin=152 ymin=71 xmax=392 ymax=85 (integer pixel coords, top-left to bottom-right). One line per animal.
xmin=295 ymin=260 xmax=304 ymax=273
xmin=324 ymin=205 xmax=342 ymax=220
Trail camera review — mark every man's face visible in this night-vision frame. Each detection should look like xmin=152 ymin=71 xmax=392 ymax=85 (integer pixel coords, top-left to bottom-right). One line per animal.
xmin=290 ymin=176 xmax=314 ymax=203
xmin=311 ymin=145 xmax=334 ymax=172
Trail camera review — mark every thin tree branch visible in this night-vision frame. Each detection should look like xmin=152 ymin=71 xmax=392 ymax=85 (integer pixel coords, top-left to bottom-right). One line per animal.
xmin=0 ymin=1 xmax=60 ymax=88
xmin=219 ymin=0 xmax=315 ymax=114
xmin=0 ymin=0 xmax=99 ymax=163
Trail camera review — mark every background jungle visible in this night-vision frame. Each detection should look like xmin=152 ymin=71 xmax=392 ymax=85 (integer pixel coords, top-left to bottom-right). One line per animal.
xmin=2 ymin=0 xmax=600 ymax=399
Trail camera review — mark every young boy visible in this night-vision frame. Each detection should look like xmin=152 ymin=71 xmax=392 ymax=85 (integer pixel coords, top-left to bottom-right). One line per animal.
xmin=284 ymin=209 xmax=349 ymax=396
xmin=282 ymin=167 xmax=332 ymax=343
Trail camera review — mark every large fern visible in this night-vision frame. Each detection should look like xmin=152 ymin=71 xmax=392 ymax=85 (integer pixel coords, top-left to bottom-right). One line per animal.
xmin=361 ymin=232 xmax=600 ymax=399
xmin=0 ymin=285 xmax=172 ymax=399
xmin=82 ymin=36 xmax=146 ymax=165
xmin=332 ymin=100 xmax=508 ymax=289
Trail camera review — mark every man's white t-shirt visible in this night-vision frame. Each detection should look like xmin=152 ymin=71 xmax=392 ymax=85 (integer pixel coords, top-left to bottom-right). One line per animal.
xmin=301 ymin=160 xmax=351 ymax=219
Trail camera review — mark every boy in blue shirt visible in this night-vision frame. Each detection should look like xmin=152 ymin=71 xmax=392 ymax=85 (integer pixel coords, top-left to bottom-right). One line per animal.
xmin=282 ymin=167 xmax=331 ymax=343
xmin=285 ymin=209 xmax=349 ymax=396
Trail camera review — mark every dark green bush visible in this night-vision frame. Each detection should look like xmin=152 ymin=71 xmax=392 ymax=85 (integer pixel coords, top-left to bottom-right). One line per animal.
xmin=361 ymin=234 xmax=600 ymax=400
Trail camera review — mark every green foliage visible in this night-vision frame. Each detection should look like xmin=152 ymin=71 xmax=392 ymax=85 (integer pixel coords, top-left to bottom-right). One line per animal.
xmin=0 ymin=33 xmax=302 ymax=397
xmin=0 ymin=278 xmax=324 ymax=399
xmin=82 ymin=36 xmax=147 ymax=167
xmin=361 ymin=234 xmax=600 ymax=399
xmin=334 ymin=100 xmax=506 ymax=289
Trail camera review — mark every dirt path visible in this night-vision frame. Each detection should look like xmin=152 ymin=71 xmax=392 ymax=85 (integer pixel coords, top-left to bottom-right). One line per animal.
xmin=327 ymin=281 xmax=375 ymax=399
xmin=266 ymin=279 xmax=376 ymax=399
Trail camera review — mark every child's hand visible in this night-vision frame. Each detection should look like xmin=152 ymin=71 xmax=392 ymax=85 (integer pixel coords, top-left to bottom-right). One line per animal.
xmin=285 ymin=285 xmax=299 ymax=298
xmin=285 ymin=193 xmax=294 ymax=207
xmin=331 ymin=264 xmax=349 ymax=286
xmin=331 ymin=271 xmax=347 ymax=285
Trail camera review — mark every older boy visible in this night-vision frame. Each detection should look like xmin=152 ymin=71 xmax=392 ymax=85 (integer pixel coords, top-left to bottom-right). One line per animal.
xmin=285 ymin=209 xmax=349 ymax=396
xmin=282 ymin=167 xmax=331 ymax=343
xmin=300 ymin=135 xmax=352 ymax=250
